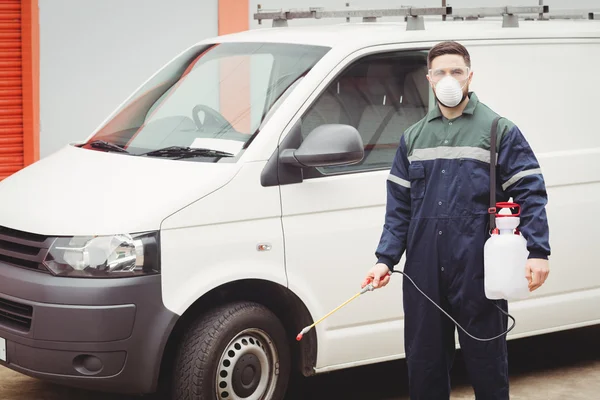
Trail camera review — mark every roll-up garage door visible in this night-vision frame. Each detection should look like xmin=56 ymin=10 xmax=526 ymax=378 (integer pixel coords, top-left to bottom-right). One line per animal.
xmin=0 ymin=0 xmax=23 ymax=181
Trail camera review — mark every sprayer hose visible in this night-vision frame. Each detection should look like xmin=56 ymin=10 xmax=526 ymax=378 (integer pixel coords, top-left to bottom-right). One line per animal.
xmin=390 ymin=269 xmax=516 ymax=342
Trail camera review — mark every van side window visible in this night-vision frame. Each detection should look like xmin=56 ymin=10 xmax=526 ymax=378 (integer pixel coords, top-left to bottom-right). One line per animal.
xmin=300 ymin=51 xmax=430 ymax=176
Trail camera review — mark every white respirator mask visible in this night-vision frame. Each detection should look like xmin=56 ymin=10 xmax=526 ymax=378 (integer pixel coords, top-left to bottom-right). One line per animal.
xmin=434 ymin=75 xmax=468 ymax=108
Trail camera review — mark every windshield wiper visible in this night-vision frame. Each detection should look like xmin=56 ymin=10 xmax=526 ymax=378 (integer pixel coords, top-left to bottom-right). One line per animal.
xmin=140 ymin=146 xmax=234 ymax=159
xmin=85 ymin=140 xmax=130 ymax=154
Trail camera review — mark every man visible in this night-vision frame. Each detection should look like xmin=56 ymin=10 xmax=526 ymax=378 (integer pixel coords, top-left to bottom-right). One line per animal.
xmin=362 ymin=41 xmax=551 ymax=399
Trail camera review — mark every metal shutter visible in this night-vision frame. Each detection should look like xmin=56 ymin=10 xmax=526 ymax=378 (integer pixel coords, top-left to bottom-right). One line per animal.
xmin=0 ymin=0 xmax=22 ymax=181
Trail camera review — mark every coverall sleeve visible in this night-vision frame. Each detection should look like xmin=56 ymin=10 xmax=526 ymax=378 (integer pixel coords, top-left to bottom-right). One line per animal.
xmin=497 ymin=124 xmax=551 ymax=259
xmin=375 ymin=135 xmax=412 ymax=270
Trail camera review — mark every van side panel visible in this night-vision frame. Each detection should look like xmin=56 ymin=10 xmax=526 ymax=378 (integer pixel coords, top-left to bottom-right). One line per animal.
xmin=160 ymin=161 xmax=287 ymax=316
xmin=309 ymin=38 xmax=600 ymax=374
xmin=466 ymin=39 xmax=600 ymax=330
xmin=281 ymin=169 xmax=407 ymax=368
xmin=445 ymin=40 xmax=600 ymax=340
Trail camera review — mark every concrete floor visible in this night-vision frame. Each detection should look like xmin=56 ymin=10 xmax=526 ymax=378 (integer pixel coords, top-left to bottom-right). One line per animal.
xmin=1 ymin=325 xmax=599 ymax=400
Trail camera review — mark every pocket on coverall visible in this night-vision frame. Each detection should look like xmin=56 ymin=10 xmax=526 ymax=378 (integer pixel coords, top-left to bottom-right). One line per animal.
xmin=408 ymin=162 xmax=426 ymax=200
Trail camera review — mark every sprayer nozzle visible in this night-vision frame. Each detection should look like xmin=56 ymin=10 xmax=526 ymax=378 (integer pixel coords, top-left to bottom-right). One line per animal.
xmin=296 ymin=326 xmax=310 ymax=341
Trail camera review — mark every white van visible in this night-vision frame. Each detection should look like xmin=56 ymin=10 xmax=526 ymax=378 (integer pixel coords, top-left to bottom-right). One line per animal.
xmin=0 ymin=6 xmax=598 ymax=399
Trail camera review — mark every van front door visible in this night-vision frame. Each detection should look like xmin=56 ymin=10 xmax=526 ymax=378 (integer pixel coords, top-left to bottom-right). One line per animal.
xmin=279 ymin=49 xmax=431 ymax=370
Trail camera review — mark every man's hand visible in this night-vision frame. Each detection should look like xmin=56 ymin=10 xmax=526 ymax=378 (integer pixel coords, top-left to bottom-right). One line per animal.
xmin=361 ymin=263 xmax=391 ymax=289
xmin=526 ymin=258 xmax=550 ymax=291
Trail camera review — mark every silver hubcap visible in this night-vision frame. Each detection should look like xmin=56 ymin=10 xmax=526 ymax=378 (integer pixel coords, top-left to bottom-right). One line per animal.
xmin=216 ymin=328 xmax=279 ymax=400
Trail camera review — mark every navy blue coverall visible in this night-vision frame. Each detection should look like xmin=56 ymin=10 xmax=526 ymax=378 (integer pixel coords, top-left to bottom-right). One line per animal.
xmin=375 ymin=92 xmax=551 ymax=399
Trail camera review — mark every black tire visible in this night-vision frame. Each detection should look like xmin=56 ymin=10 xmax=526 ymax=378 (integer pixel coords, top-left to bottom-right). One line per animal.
xmin=172 ymin=301 xmax=291 ymax=400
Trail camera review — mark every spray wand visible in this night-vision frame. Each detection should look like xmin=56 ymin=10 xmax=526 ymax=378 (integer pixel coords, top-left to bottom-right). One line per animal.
xmin=296 ymin=276 xmax=384 ymax=341
xmin=296 ymin=269 xmax=517 ymax=343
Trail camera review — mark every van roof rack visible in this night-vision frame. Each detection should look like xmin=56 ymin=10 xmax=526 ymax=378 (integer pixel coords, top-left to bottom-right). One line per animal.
xmin=450 ymin=6 xmax=549 ymax=27
xmin=536 ymin=12 xmax=599 ymax=21
xmin=452 ymin=7 xmax=600 ymax=23
xmin=255 ymin=3 xmax=599 ymax=30
xmin=254 ymin=4 xmax=453 ymax=30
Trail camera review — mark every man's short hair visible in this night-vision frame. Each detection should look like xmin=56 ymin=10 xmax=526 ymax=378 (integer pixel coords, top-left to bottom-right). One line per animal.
xmin=427 ymin=41 xmax=471 ymax=69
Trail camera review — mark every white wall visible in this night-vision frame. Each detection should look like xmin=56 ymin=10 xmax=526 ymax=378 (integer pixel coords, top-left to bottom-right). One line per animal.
xmin=39 ymin=0 xmax=218 ymax=158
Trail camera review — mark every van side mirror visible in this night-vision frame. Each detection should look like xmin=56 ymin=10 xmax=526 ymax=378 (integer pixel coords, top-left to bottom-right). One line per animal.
xmin=279 ymin=124 xmax=364 ymax=168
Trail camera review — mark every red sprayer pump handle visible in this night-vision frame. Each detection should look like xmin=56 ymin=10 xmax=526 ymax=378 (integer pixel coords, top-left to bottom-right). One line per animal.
xmin=494 ymin=202 xmax=520 ymax=217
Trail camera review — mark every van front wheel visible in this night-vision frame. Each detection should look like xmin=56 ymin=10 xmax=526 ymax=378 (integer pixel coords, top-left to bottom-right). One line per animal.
xmin=172 ymin=301 xmax=291 ymax=400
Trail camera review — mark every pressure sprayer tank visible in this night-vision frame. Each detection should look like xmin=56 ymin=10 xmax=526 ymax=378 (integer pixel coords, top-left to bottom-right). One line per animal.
xmin=484 ymin=202 xmax=530 ymax=301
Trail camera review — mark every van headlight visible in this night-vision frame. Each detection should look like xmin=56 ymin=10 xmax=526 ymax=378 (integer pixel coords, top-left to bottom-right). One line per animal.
xmin=43 ymin=232 xmax=159 ymax=277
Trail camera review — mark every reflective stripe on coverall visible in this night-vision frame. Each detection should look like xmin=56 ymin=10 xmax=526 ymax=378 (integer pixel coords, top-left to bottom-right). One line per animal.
xmin=375 ymin=92 xmax=551 ymax=400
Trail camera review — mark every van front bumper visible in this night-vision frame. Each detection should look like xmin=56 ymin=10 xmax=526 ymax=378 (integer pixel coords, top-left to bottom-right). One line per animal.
xmin=0 ymin=262 xmax=179 ymax=394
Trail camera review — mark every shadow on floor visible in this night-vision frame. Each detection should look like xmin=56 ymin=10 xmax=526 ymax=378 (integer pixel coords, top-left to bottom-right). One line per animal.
xmin=284 ymin=324 xmax=600 ymax=400
xmin=8 ymin=324 xmax=599 ymax=400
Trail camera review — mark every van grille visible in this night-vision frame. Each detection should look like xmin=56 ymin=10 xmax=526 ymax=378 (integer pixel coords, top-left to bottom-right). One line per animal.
xmin=0 ymin=296 xmax=33 ymax=332
xmin=0 ymin=226 xmax=54 ymax=272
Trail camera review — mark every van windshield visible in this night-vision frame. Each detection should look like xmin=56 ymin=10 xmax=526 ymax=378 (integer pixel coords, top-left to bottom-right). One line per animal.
xmin=79 ymin=42 xmax=330 ymax=160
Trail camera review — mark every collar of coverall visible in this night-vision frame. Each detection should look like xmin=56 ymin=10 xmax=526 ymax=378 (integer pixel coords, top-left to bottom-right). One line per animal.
xmin=427 ymin=91 xmax=478 ymax=122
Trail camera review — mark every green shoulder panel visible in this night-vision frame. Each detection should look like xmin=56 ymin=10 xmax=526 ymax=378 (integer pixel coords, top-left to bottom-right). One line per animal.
xmin=402 ymin=116 xmax=428 ymax=156
xmin=475 ymin=101 xmax=516 ymax=146
xmin=403 ymin=99 xmax=517 ymax=159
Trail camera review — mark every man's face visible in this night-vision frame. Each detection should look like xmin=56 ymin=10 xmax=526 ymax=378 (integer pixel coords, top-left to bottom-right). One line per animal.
xmin=427 ymin=54 xmax=473 ymax=99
